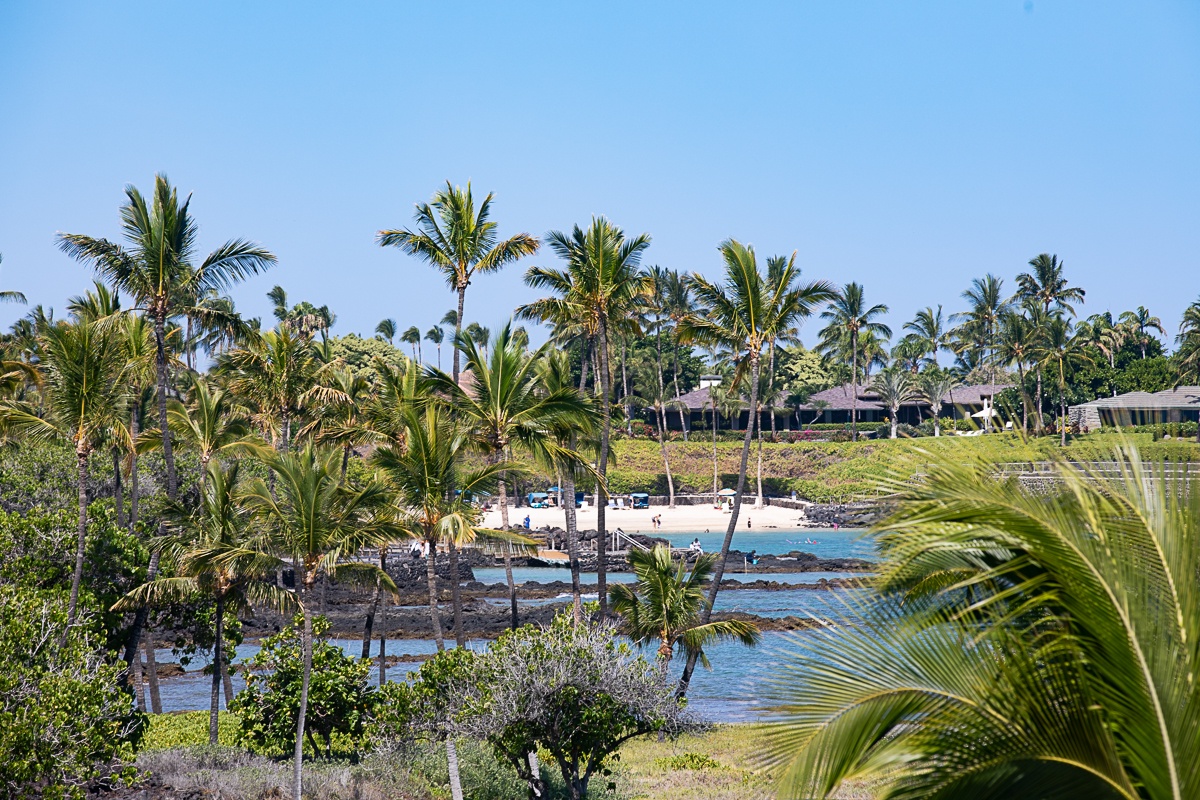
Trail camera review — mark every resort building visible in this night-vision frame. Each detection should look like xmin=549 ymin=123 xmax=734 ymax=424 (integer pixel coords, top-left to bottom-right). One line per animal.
xmin=652 ymin=381 xmax=1013 ymax=431
xmin=1070 ymin=387 xmax=1200 ymax=428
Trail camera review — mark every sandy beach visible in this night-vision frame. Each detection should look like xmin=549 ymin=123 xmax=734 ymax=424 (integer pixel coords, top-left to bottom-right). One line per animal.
xmin=481 ymin=501 xmax=815 ymax=535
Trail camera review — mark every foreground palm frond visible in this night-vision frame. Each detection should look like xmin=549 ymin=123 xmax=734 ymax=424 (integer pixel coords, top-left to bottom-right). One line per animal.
xmin=763 ymin=442 xmax=1200 ymax=800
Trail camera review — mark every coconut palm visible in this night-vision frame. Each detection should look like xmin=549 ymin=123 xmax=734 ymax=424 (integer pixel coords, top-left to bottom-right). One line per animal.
xmin=377 ymin=182 xmax=539 ymax=381
xmin=217 ymin=328 xmax=323 ymax=453
xmin=113 ymin=460 xmax=287 ymax=745
xmin=401 ymin=325 xmax=422 ymax=362
xmin=664 ymin=268 xmax=695 ymax=437
xmin=765 ymin=446 xmax=1200 ymax=800
xmin=518 ymin=216 xmax=652 ymax=616
xmin=630 ymin=361 xmax=684 ymax=509
xmin=428 ymin=321 xmax=592 ymax=631
xmin=870 ymin=366 xmax=916 ymax=439
xmin=816 ymin=283 xmax=891 ymax=441
xmin=902 ymin=305 xmax=951 ymax=366
xmin=145 ymin=379 xmax=268 ymax=486
xmin=241 ymin=446 xmax=399 ymax=800
xmin=425 ymin=326 xmax=445 ymax=370
xmin=1017 ymin=252 xmax=1085 ymax=316
xmin=994 ymin=311 xmax=1037 ymax=431
xmin=375 ymin=318 xmax=397 ymax=345
xmin=58 ymin=173 xmax=276 ymax=502
xmin=1118 ymin=306 xmax=1164 ymax=360
xmin=955 ymin=274 xmax=1009 ymax=387
xmin=915 ymin=368 xmax=960 ymax=437
xmin=676 ymin=239 xmax=832 ymax=696
xmin=0 ymin=254 xmax=27 ymax=305
xmin=0 ymin=319 xmax=129 ymax=623
xmin=610 ymin=545 xmax=759 ymax=670
xmin=1036 ymin=314 xmax=1094 ymax=445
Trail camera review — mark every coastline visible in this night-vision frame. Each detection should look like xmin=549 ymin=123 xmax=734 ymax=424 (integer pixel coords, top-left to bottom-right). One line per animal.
xmin=483 ymin=501 xmax=864 ymax=534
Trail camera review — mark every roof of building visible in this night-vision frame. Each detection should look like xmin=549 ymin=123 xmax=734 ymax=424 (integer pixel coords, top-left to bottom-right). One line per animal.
xmin=1075 ymin=387 xmax=1200 ymax=410
xmin=796 ymin=381 xmax=1014 ymax=411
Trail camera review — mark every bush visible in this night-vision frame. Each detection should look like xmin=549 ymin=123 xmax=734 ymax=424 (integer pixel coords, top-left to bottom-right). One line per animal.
xmin=141 ymin=711 xmax=239 ymax=750
xmin=894 ymin=423 xmax=924 ymax=438
xmin=0 ymin=587 xmax=143 ymax=799
xmin=229 ymin=615 xmax=376 ymax=758
xmin=654 ymin=752 xmax=721 ymax=770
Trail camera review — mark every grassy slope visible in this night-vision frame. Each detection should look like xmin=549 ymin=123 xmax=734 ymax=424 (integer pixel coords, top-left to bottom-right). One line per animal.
xmin=607 ymin=433 xmax=1200 ymax=502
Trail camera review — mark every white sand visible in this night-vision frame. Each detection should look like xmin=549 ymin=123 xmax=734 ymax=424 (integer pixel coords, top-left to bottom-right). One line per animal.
xmin=481 ymin=501 xmax=811 ymax=535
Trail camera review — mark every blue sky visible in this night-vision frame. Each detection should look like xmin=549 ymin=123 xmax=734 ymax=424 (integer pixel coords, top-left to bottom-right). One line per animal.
xmin=1 ymin=2 xmax=1197 ymax=350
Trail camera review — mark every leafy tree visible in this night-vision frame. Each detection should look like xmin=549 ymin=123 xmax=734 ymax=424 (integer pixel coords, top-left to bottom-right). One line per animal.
xmin=765 ymin=446 xmax=1200 ymax=800
xmin=377 ymin=181 xmax=539 ymax=381
xmin=327 ymin=332 xmax=405 ymax=382
xmin=519 ymin=216 xmax=652 ymax=616
xmin=610 ymin=545 xmax=758 ymax=669
xmin=0 ymin=587 xmax=142 ymax=799
xmin=816 ymin=282 xmax=891 ymax=440
xmin=230 ymin=615 xmax=376 ymax=758
xmin=677 ymin=240 xmax=831 ymax=696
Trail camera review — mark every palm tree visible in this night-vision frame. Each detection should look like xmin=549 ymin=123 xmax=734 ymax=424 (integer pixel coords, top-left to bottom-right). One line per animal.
xmin=372 ymin=403 xmax=513 ymax=650
xmin=630 ymin=361 xmax=682 ymax=509
xmin=870 ymin=366 xmax=915 ymax=439
xmin=915 ymin=368 xmax=959 ymax=437
xmin=428 ymin=322 xmax=592 ymax=631
xmin=377 ymin=182 xmax=539 ymax=382
xmin=995 ymin=311 xmax=1037 ymax=431
xmin=1081 ymin=312 xmax=1125 ymax=394
xmin=375 ymin=318 xmax=397 ymax=345
xmin=242 ymin=446 xmax=399 ymax=800
xmin=1118 ymin=306 xmax=1164 ymax=360
xmin=610 ymin=545 xmax=758 ymax=670
xmin=113 ymin=461 xmax=286 ymax=745
xmin=1036 ymin=314 xmax=1093 ymax=445
xmin=0 ymin=254 xmax=28 ymax=305
xmin=518 ymin=217 xmax=652 ymax=617
xmin=956 ymin=274 xmax=1009 ymax=387
xmin=425 ymin=326 xmax=445 ymax=370
xmin=1174 ymin=299 xmax=1200 ymax=442
xmin=1016 ymin=252 xmax=1086 ymax=316
xmin=676 ymin=239 xmax=832 ymax=697
xmin=147 ymin=379 xmax=268 ymax=485
xmin=463 ymin=322 xmax=490 ymax=357
xmin=401 ymin=325 xmax=422 ymax=362
xmin=902 ymin=305 xmax=950 ymax=366
xmin=58 ymin=174 xmax=276 ymax=502
xmin=217 ymin=328 xmax=322 ymax=453
xmin=0 ymin=319 xmax=129 ymax=623
xmin=664 ymin=269 xmax=695 ymax=438
xmin=765 ymin=446 xmax=1200 ymax=800
xmin=816 ymin=283 xmax=891 ymax=441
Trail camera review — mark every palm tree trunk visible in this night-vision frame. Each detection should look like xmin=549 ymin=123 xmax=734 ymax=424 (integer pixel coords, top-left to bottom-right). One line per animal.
xmin=362 ymin=577 xmax=380 ymax=660
xmin=446 ymin=739 xmax=465 ymax=800
xmin=378 ymin=550 xmax=389 ymax=685
xmin=562 ymin=460 xmax=583 ymax=624
xmin=621 ymin=339 xmax=632 ymax=434
xmin=453 ymin=285 xmax=466 ymax=382
xmin=656 ymin=406 xmax=675 ymax=508
xmin=755 ymin=409 xmax=764 ymax=509
xmin=673 ymin=344 xmax=688 ymax=441
xmin=678 ymin=351 xmax=759 ymax=698
xmin=578 ymin=338 xmax=591 ymax=393
xmin=112 ymin=448 xmax=124 ymax=528
xmin=154 ymin=313 xmax=177 ymax=498
xmin=711 ymin=399 xmax=719 ymax=505
xmin=768 ymin=340 xmax=777 ymax=439
xmin=210 ymin=594 xmax=224 ymax=746
xmin=498 ymin=474 xmax=518 ymax=631
xmin=68 ymin=451 xmax=88 ymax=625
xmin=1035 ymin=366 xmax=1044 ymax=433
xmin=448 ymin=539 xmax=465 ymax=648
xmin=222 ymin=660 xmax=234 ymax=709
xmin=293 ymin=592 xmax=313 ymax=800
xmin=145 ymin=633 xmax=162 ymax=714
xmin=427 ymin=540 xmax=445 ymax=651
xmin=1018 ymin=364 xmax=1029 ymax=435
xmin=851 ymin=332 xmax=859 ymax=442
xmin=595 ymin=317 xmax=614 ymax=618
xmin=132 ymin=649 xmax=146 ymax=712
xmin=129 ymin=405 xmax=139 ymax=532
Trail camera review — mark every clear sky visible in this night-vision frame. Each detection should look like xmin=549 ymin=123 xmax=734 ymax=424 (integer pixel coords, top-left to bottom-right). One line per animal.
xmin=1 ymin=2 xmax=1197 ymax=350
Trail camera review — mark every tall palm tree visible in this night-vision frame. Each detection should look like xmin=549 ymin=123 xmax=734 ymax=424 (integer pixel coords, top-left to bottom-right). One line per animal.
xmin=401 ymin=325 xmax=422 ymax=362
xmin=1118 ymin=306 xmax=1164 ymax=360
xmin=766 ymin=446 xmax=1200 ymax=800
xmin=1016 ymin=252 xmax=1086 ymax=316
xmin=870 ymin=366 xmax=916 ymax=439
xmin=217 ymin=328 xmax=322 ymax=453
xmin=677 ymin=239 xmax=832 ymax=696
xmin=902 ymin=305 xmax=951 ymax=366
xmin=955 ymin=274 xmax=1009 ymax=387
xmin=428 ymin=322 xmax=592 ymax=631
xmin=610 ymin=545 xmax=758 ymax=670
xmin=0 ymin=254 xmax=28 ymax=305
xmin=0 ymin=319 xmax=129 ymax=623
xmin=518 ymin=216 xmax=652 ymax=617
xmin=242 ymin=446 xmax=399 ymax=800
xmin=146 ymin=379 xmax=268 ymax=485
xmin=113 ymin=461 xmax=287 ymax=745
xmin=1174 ymin=299 xmax=1200 ymax=442
xmin=664 ymin=268 xmax=695 ymax=437
xmin=1036 ymin=314 xmax=1094 ymax=445
xmin=463 ymin=322 xmax=490 ymax=357
xmin=915 ymin=368 xmax=959 ymax=437
xmin=58 ymin=173 xmax=276 ymax=502
xmin=425 ymin=326 xmax=445 ymax=370
xmin=996 ymin=311 xmax=1037 ymax=431
xmin=377 ymin=182 xmax=539 ymax=382
xmin=375 ymin=318 xmax=397 ymax=345
xmin=816 ymin=283 xmax=891 ymax=441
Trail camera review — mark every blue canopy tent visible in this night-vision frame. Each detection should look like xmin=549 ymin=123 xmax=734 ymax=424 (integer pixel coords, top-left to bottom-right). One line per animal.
xmin=630 ymin=492 xmax=650 ymax=509
xmin=527 ymin=492 xmax=550 ymax=508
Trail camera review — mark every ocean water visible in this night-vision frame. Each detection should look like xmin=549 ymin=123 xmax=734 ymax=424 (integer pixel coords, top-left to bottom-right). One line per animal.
xmin=151 ymin=529 xmax=871 ymax=723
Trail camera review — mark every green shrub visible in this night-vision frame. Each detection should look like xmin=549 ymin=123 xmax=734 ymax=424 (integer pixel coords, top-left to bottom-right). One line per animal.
xmin=654 ymin=752 xmax=722 ymax=770
xmin=141 ymin=712 xmax=240 ymax=750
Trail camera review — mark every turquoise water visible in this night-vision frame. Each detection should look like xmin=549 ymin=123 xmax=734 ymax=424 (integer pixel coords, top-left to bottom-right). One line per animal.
xmin=471 ymin=567 xmax=867 ymax=586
